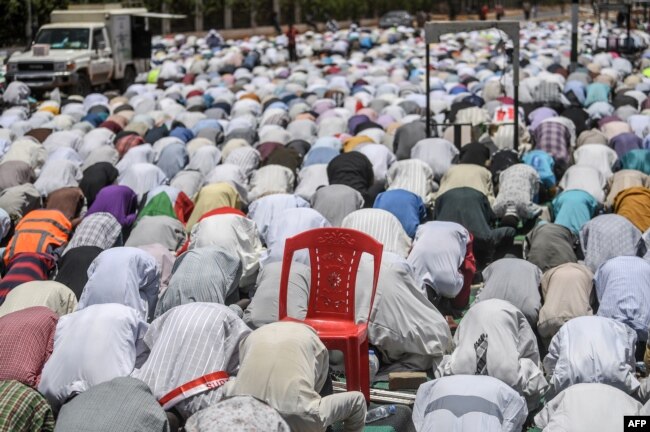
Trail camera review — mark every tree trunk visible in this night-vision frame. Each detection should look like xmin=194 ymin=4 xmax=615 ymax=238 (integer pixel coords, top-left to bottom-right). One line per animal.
xmin=294 ymin=0 xmax=301 ymax=23
xmin=162 ymin=1 xmax=171 ymax=35
xmin=224 ymin=4 xmax=233 ymax=29
xmin=195 ymin=0 xmax=204 ymax=32
xmin=273 ymin=0 xmax=281 ymax=23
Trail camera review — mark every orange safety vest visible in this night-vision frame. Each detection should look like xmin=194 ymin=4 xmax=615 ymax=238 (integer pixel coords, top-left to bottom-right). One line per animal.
xmin=4 ymin=209 xmax=72 ymax=264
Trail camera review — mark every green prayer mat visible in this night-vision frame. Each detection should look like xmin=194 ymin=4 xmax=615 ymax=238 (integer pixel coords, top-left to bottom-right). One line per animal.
xmin=332 ymin=425 xmax=395 ymax=432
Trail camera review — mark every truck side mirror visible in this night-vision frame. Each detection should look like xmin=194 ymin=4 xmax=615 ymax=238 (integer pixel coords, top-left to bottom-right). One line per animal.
xmin=97 ymin=41 xmax=106 ymax=52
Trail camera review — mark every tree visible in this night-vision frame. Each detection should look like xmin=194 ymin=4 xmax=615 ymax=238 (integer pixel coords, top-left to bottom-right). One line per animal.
xmin=0 ymin=0 xmax=68 ymax=46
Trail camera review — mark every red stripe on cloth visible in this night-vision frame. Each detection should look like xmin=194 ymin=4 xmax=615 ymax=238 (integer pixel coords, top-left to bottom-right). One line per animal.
xmin=158 ymin=371 xmax=229 ymax=407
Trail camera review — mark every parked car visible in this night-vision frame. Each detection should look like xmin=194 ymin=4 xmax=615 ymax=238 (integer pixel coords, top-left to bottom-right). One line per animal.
xmin=379 ymin=10 xmax=414 ymax=29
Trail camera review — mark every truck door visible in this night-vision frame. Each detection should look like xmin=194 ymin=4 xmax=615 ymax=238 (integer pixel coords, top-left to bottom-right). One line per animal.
xmin=88 ymin=28 xmax=114 ymax=84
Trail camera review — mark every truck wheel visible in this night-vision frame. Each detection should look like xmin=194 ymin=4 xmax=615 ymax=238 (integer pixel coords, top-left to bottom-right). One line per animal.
xmin=117 ymin=66 xmax=136 ymax=93
xmin=72 ymin=73 xmax=91 ymax=96
xmin=32 ymin=90 xmax=45 ymax=101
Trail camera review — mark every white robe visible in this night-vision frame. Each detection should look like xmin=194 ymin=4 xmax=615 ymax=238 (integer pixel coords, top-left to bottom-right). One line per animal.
xmin=38 ymin=304 xmax=148 ymax=411
xmin=543 ymin=315 xmax=640 ymax=400
xmin=437 ymin=299 xmax=548 ymax=408
xmin=189 ymin=213 xmax=265 ymax=288
xmin=132 ymin=303 xmax=250 ymax=419
xmin=413 ymin=375 xmax=528 ymax=432
xmin=535 ymin=383 xmax=641 ymax=432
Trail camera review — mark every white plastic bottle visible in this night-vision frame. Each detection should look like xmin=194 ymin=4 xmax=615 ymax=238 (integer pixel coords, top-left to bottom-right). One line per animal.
xmin=365 ymin=405 xmax=397 ymax=424
xmin=369 ymin=349 xmax=379 ymax=382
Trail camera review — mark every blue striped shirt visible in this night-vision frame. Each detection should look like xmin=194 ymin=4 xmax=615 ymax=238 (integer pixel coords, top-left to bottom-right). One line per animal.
xmin=595 ymin=256 xmax=650 ymax=341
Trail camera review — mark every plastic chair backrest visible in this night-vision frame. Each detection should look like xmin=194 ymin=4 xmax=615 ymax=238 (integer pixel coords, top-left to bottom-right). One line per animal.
xmin=279 ymin=227 xmax=383 ymax=323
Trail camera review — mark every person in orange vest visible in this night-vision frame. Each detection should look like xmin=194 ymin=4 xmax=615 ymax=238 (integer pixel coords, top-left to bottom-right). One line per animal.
xmin=3 ymin=209 xmax=72 ymax=265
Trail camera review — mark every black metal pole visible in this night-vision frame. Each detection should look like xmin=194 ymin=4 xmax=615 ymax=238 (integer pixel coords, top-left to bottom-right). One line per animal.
xmin=627 ymin=4 xmax=632 ymax=52
xmin=570 ymin=0 xmax=579 ymax=71
xmin=454 ymin=124 xmax=461 ymax=151
xmin=514 ymin=84 xmax=519 ymax=151
xmin=425 ymin=40 xmax=431 ymax=138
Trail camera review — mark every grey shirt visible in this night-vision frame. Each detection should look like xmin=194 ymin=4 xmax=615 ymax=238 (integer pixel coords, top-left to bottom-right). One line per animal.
xmin=475 ymin=258 xmax=542 ymax=327
xmin=311 ymin=184 xmax=364 ymax=227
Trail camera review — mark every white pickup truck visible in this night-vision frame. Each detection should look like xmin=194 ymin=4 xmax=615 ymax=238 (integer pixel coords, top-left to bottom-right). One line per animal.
xmin=5 ymin=4 xmax=182 ymax=95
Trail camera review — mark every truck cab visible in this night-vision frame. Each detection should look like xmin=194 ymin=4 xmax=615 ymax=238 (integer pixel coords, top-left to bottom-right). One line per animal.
xmin=5 ymin=4 xmax=180 ymax=95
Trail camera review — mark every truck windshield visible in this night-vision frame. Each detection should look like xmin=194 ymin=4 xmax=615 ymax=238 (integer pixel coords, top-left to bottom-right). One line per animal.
xmin=34 ymin=28 xmax=90 ymax=49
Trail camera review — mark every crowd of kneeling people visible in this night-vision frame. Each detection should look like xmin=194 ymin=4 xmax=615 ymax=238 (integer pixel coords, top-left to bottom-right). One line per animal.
xmin=4 ymin=21 xmax=650 ymax=431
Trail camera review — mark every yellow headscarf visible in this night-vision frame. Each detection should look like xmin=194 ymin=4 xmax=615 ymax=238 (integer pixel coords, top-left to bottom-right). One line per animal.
xmin=185 ymin=182 xmax=241 ymax=231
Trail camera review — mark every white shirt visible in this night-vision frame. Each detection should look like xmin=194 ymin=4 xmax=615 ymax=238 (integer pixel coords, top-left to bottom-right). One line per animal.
xmin=342 ymin=209 xmax=412 ymax=258
xmin=248 ymin=165 xmax=295 ymax=202
xmin=263 ymin=208 xmax=331 ymax=266
xmin=386 ymin=159 xmax=437 ymax=205
xmin=414 ymin=375 xmax=528 ymax=432
xmin=410 ymin=138 xmax=459 ymax=181
xmin=132 ymin=303 xmax=251 ymax=419
xmin=573 ymin=143 xmax=618 ymax=179
xmin=247 ymin=194 xmax=310 ymax=244
xmin=437 ymin=299 xmax=548 ymax=407
xmin=407 ymin=221 xmax=468 ymax=298
xmin=189 ymin=213 xmax=265 ymax=288
xmin=118 ymin=163 xmax=168 ymax=200
xmin=543 ymin=315 xmax=639 ymax=400
xmin=353 ymin=143 xmax=396 ymax=183
xmin=535 ymin=384 xmax=641 ymax=432
xmin=294 ymin=164 xmax=329 ymax=201
xmin=558 ymin=164 xmax=606 ymax=203
xmin=39 ymin=304 xmax=148 ymax=410
xmin=77 ymin=247 xmax=160 ymax=322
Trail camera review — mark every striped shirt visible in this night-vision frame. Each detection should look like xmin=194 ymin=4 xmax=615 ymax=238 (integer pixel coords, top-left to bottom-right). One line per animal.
xmin=224 ymin=147 xmax=261 ymax=179
xmin=247 ymin=193 xmax=310 ymax=244
xmin=341 ymin=208 xmax=412 ymax=258
xmin=533 ymin=81 xmax=563 ymax=105
xmin=386 ymin=159 xmax=437 ymax=205
xmin=132 ymin=303 xmax=251 ymax=419
xmin=0 ymin=253 xmax=55 ymax=304
xmin=248 ymin=165 xmax=295 ymax=202
xmin=154 ymin=247 xmax=242 ymax=319
xmin=595 ymin=256 xmax=650 ymax=341
xmin=0 ymin=380 xmax=54 ymax=432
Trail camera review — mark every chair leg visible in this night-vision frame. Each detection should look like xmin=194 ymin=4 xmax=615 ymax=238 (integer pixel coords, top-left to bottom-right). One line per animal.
xmin=359 ymin=339 xmax=370 ymax=404
xmin=343 ymin=341 xmax=362 ymax=399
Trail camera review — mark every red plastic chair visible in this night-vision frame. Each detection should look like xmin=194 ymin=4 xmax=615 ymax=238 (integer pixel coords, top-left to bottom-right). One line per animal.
xmin=278 ymin=227 xmax=383 ymax=403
